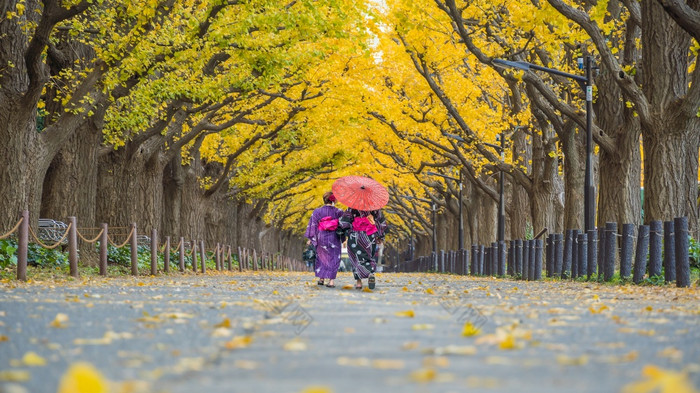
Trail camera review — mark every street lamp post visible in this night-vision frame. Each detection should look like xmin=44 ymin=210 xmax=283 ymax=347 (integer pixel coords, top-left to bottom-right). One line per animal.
xmin=493 ymin=58 xmax=596 ymax=233
xmin=426 ymin=171 xmax=464 ymax=251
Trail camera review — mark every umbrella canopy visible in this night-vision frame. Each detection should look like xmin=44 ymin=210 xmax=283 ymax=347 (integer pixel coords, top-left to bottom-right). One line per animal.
xmin=332 ymin=176 xmax=389 ymax=211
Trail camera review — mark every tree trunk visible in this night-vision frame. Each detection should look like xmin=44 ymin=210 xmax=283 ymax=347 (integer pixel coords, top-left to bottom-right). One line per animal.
xmin=560 ymin=124 xmax=585 ymax=230
xmin=510 ymin=128 xmax=531 ymax=239
xmin=641 ymin=0 xmax=700 ymax=233
xmin=95 ymin=146 xmax=165 ymax=234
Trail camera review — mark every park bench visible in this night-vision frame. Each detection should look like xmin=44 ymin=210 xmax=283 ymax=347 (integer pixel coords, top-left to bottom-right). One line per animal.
xmin=37 ymin=218 xmax=68 ymax=245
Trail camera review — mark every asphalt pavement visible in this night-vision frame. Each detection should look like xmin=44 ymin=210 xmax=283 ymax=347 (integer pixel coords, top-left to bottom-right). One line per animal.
xmin=0 ymin=271 xmax=698 ymax=393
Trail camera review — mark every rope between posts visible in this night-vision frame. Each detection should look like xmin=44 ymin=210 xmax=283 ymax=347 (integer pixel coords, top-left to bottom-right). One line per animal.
xmin=28 ymin=222 xmax=72 ymax=249
xmin=107 ymin=226 xmax=135 ymax=248
xmin=76 ymin=228 xmax=104 ymax=244
xmin=0 ymin=217 xmax=23 ymax=240
xmin=173 ymin=238 xmax=183 ymax=251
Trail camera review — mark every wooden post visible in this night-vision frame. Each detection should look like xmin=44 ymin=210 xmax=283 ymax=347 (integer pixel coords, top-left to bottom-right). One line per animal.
xmin=17 ymin=210 xmax=29 ymax=281
xmin=227 ymin=246 xmax=232 ymax=271
xmin=164 ymin=236 xmax=170 ymax=273
xmin=215 ymin=243 xmax=220 ymax=270
xmin=200 ymin=240 xmax=206 ymax=273
xmin=238 ymin=247 xmax=243 ymax=271
xmin=99 ymin=223 xmax=108 ymax=276
xmin=179 ymin=237 xmax=185 ymax=272
xmin=192 ymin=240 xmax=198 ymax=273
xmin=130 ymin=223 xmax=138 ymax=276
xmin=68 ymin=216 xmax=79 ymax=278
xmin=253 ymin=249 xmax=258 ymax=271
xmin=150 ymin=228 xmax=158 ymax=276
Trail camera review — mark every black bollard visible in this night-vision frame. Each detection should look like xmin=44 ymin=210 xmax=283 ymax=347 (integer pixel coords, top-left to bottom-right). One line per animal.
xmin=577 ymin=233 xmax=587 ymax=279
xmin=471 ymin=245 xmax=478 ymax=276
xmin=507 ymin=240 xmax=514 ymax=276
xmin=491 ymin=243 xmax=498 ymax=276
xmin=604 ymin=222 xmax=617 ymax=282
xmin=674 ymin=217 xmax=690 ymax=288
xmin=620 ymin=224 xmax=635 ymax=280
xmin=571 ymin=229 xmax=580 ymax=279
xmin=528 ymin=240 xmax=536 ymax=281
xmin=478 ymin=245 xmax=485 ymax=275
xmin=534 ymin=239 xmax=543 ymax=280
xmin=515 ymin=239 xmax=523 ymax=277
xmin=633 ymin=225 xmax=650 ymax=284
xmin=522 ymin=240 xmax=530 ymax=280
xmin=498 ymin=241 xmax=506 ymax=276
xmin=663 ymin=221 xmax=676 ymax=283
xmin=597 ymin=227 xmax=606 ymax=281
xmin=563 ymin=229 xmax=573 ymax=279
xmin=587 ymin=229 xmax=597 ymax=279
xmin=649 ymin=221 xmax=663 ymax=278
xmin=546 ymin=234 xmax=553 ymax=278
xmin=463 ymin=249 xmax=469 ymax=275
xmin=554 ymin=234 xmax=564 ymax=278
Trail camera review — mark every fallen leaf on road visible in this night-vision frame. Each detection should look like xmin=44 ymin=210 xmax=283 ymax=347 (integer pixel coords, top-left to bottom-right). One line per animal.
xmin=621 ymin=365 xmax=699 ymax=393
xmin=409 ymin=368 xmax=436 ymax=383
xmin=283 ymin=339 xmax=307 ymax=351
xmin=395 ymin=310 xmax=415 ymax=318
xmin=57 ymin=362 xmax=108 ymax=393
xmin=337 ymin=357 xmax=371 ymax=367
xmin=430 ymin=345 xmax=477 ymax=356
xmin=22 ymin=352 xmax=46 ymax=366
xmin=462 ymin=322 xmax=481 ymax=337
xmin=224 ymin=336 xmax=252 ymax=350
xmin=401 ymin=341 xmax=419 ymax=350
xmin=412 ymin=324 xmax=434 ymax=330
xmin=300 ymin=386 xmax=333 ymax=393
xmin=0 ymin=370 xmax=30 ymax=382
xmin=372 ymin=359 xmax=405 ymax=369
xmin=50 ymin=313 xmax=69 ymax=328
xmin=556 ymin=355 xmax=589 ymax=366
xmin=423 ymin=356 xmax=449 ymax=368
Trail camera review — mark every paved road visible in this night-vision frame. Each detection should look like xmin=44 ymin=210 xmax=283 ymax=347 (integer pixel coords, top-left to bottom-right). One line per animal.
xmin=0 ymin=271 xmax=698 ymax=393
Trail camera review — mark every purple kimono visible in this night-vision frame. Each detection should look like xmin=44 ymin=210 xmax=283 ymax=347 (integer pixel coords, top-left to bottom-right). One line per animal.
xmin=305 ymin=205 xmax=343 ymax=279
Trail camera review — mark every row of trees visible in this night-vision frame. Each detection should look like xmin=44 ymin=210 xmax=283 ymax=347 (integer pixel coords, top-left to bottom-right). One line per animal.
xmin=0 ymin=0 xmax=374 ymax=257
xmin=360 ymin=0 xmax=699 ymax=255
xmin=0 ymin=0 xmax=698 ymax=261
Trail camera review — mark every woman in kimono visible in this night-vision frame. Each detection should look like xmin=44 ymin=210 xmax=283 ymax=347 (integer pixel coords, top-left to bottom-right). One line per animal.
xmin=338 ymin=208 xmax=388 ymax=290
xmin=305 ymin=192 xmax=344 ymax=287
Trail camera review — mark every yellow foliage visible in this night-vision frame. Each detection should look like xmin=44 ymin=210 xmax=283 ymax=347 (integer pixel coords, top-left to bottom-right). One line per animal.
xmin=57 ymin=362 xmax=109 ymax=393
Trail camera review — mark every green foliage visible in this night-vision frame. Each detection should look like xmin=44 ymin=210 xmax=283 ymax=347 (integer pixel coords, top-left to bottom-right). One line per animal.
xmin=642 ymin=274 xmax=666 ymax=286
xmin=688 ymin=236 xmax=700 ymax=269
xmin=0 ymin=239 xmax=67 ymax=269
xmin=27 ymin=244 xmax=68 ymax=268
xmin=0 ymin=239 xmax=18 ymax=269
xmin=524 ymin=222 xmax=534 ymax=240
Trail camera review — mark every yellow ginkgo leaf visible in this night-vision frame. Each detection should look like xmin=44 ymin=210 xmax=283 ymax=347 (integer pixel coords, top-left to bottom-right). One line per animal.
xmin=498 ymin=334 xmax=518 ymax=350
xmin=224 ymin=336 xmax=252 ymax=350
xmin=410 ymin=368 xmax=437 ymax=383
xmin=300 ymin=386 xmax=333 ymax=393
xmin=622 ymin=365 xmax=699 ymax=393
xmin=411 ymin=324 xmax=434 ymax=330
xmin=214 ymin=318 xmax=231 ymax=328
xmin=22 ymin=351 xmax=46 ymax=366
xmin=395 ymin=310 xmax=415 ymax=318
xmin=462 ymin=322 xmax=481 ymax=337
xmin=57 ymin=362 xmax=108 ymax=393
xmin=50 ymin=313 xmax=69 ymax=328
xmin=425 ymin=288 xmax=434 ymax=294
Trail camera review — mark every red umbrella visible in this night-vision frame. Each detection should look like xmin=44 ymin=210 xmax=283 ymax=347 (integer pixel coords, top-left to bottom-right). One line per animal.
xmin=332 ymin=176 xmax=389 ymax=211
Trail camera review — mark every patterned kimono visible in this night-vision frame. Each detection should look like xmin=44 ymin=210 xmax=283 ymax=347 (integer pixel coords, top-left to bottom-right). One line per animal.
xmin=305 ymin=205 xmax=344 ymax=279
xmin=338 ymin=209 xmax=388 ymax=280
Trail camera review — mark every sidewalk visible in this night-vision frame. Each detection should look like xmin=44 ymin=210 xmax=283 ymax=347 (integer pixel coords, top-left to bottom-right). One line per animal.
xmin=0 ymin=271 xmax=698 ymax=393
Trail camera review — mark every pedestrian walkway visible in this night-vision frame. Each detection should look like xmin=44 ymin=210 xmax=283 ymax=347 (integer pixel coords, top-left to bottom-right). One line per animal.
xmin=0 ymin=272 xmax=698 ymax=393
